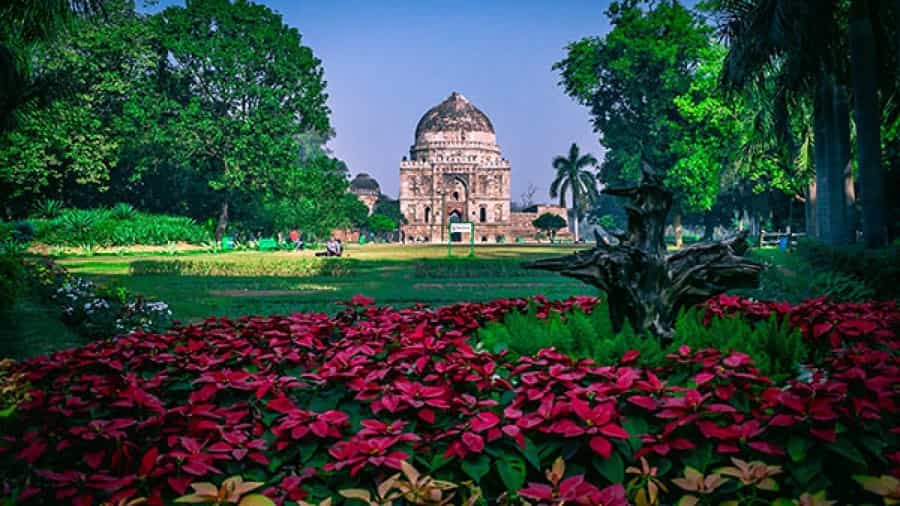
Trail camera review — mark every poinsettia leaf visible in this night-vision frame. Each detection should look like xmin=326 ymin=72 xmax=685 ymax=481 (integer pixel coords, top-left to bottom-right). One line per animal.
xmin=516 ymin=437 xmax=542 ymax=471
xmin=496 ymin=454 xmax=526 ymax=492
xmin=786 ymin=436 xmax=808 ymax=463
xmin=826 ymin=438 xmax=867 ymax=467
xmin=238 ymin=495 xmax=276 ymax=506
xmin=461 ymin=455 xmax=491 ymax=483
xmin=591 ymin=451 xmax=624 ymax=483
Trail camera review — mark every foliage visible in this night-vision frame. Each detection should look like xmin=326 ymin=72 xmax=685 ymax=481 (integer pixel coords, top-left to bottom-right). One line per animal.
xmin=0 ymin=294 xmax=895 ymax=505
xmin=554 ymin=0 xmax=710 ymax=194
xmin=675 ymin=308 xmax=806 ymax=382
xmin=549 ymin=143 xmax=598 ymax=217
xmin=25 ymin=258 xmax=172 ymax=340
xmin=797 ymin=240 xmax=900 ymax=300
xmin=478 ymin=299 xmax=806 ymax=382
xmin=129 ymin=257 xmax=353 ymax=278
xmin=0 ymin=253 xmax=24 ymax=313
xmin=531 ymin=214 xmax=567 ymax=241
xmin=148 ymin=0 xmax=331 ymax=232
xmin=30 ymin=207 xmax=211 ymax=247
xmin=366 ymin=214 xmax=397 ymax=236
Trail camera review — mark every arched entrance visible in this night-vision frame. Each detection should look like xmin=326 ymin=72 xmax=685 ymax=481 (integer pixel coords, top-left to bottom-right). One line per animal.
xmin=448 ymin=210 xmax=463 ymax=241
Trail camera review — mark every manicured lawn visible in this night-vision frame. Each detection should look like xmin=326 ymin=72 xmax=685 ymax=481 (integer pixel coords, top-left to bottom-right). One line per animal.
xmin=56 ymin=244 xmax=590 ymax=322
xmin=0 ymin=292 xmax=82 ymax=360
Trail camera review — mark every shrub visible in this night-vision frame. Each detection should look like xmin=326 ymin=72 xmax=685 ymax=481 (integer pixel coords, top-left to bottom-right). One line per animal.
xmin=31 ymin=208 xmax=211 ymax=247
xmin=30 ymin=199 xmax=63 ymax=219
xmin=797 ymin=240 xmax=900 ymax=300
xmin=129 ymin=257 xmax=353 ymax=277
xmin=477 ymin=300 xmax=806 ymax=382
xmin=0 ymin=254 xmax=24 ymax=313
xmin=110 ymin=202 xmax=138 ymax=220
xmin=674 ymin=308 xmax=806 ymax=382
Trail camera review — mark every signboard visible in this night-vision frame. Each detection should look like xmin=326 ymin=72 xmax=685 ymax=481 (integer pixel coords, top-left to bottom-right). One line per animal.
xmin=447 ymin=221 xmax=475 ymax=257
xmin=450 ymin=222 xmax=473 ymax=233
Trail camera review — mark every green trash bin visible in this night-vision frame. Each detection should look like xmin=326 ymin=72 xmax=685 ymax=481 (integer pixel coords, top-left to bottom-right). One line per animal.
xmin=221 ymin=236 xmax=235 ymax=251
xmin=359 ymin=235 xmax=367 ymax=245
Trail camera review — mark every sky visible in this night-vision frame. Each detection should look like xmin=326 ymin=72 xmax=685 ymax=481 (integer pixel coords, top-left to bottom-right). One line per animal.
xmin=147 ymin=1 xmax=615 ymax=201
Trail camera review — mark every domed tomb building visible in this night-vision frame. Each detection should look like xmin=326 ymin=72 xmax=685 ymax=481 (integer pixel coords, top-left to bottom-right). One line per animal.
xmin=400 ymin=92 xmax=568 ymax=243
xmin=349 ymin=173 xmax=381 ymax=214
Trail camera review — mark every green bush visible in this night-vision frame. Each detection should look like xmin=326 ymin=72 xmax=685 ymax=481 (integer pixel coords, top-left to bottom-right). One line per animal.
xmin=0 ymin=254 xmax=24 ymax=313
xmin=476 ymin=301 xmax=806 ymax=381
xmin=477 ymin=300 xmax=667 ymax=366
xmin=797 ymin=240 xmax=900 ymax=300
xmin=31 ymin=208 xmax=211 ymax=247
xmin=674 ymin=308 xmax=806 ymax=382
xmin=31 ymin=199 xmax=63 ymax=219
xmin=129 ymin=257 xmax=354 ymax=277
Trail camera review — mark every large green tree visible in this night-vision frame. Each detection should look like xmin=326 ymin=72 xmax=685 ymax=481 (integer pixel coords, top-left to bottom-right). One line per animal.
xmin=0 ymin=2 xmax=155 ymax=213
xmin=152 ymin=0 xmax=331 ymax=239
xmin=549 ymin=143 xmax=598 ymax=242
xmin=554 ymin=0 xmax=712 ymax=246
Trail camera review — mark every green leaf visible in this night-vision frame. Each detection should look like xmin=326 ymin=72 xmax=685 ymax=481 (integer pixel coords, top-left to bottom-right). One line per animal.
xmin=622 ymin=416 xmax=648 ymax=452
xmin=517 ymin=437 xmax=542 ymax=471
xmin=791 ymin=457 xmax=822 ymax=486
xmin=786 ymin=436 xmax=808 ymax=462
xmin=680 ymin=441 xmax=714 ymax=473
xmin=461 ymin=455 xmax=491 ymax=483
xmin=496 ymin=454 xmax=527 ymax=492
xmin=592 ymin=451 xmax=625 ymax=483
xmin=826 ymin=438 xmax=867 ymax=467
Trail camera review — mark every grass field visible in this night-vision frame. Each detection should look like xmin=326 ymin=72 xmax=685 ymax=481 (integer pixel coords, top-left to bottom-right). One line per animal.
xmin=56 ymin=243 xmax=591 ymax=322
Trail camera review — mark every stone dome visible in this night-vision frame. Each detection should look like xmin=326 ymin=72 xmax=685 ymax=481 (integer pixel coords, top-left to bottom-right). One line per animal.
xmin=414 ymin=92 xmax=495 ymax=142
xmin=349 ymin=173 xmax=380 ymax=195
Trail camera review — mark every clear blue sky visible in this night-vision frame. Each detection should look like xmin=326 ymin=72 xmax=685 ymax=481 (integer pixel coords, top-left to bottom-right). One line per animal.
xmin=147 ymin=1 xmax=616 ymax=201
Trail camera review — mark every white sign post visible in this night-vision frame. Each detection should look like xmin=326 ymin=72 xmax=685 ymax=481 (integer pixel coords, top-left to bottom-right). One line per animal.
xmin=448 ymin=222 xmax=475 ymax=257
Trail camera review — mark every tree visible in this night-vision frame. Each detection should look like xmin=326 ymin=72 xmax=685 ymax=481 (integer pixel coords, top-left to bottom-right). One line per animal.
xmin=0 ymin=2 xmax=159 ymax=215
xmin=0 ymin=0 xmax=109 ymax=131
xmin=153 ymin=0 xmax=331 ymax=239
xmin=532 ymin=213 xmax=567 ymax=242
xmin=849 ymin=0 xmax=888 ymax=247
xmin=716 ymin=0 xmax=856 ymax=245
xmin=549 ymin=143 xmax=598 ymax=242
xmin=372 ymin=197 xmax=406 ymax=226
xmin=366 ymin=214 xmax=397 ymax=241
xmin=554 ymin=0 xmax=711 ymax=246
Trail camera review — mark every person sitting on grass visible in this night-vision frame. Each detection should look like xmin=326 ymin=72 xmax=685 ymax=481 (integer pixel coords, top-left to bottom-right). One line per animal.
xmin=315 ymin=238 xmax=342 ymax=257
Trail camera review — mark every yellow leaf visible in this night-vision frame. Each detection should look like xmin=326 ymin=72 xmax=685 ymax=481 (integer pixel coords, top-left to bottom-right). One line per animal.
xmin=238 ymin=495 xmax=276 ymax=506
xmin=339 ymin=489 xmax=373 ymax=502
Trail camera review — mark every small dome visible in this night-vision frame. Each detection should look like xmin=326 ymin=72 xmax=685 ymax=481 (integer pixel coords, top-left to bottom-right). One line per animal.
xmin=350 ymin=173 xmax=380 ymax=195
xmin=414 ymin=92 xmax=494 ymax=141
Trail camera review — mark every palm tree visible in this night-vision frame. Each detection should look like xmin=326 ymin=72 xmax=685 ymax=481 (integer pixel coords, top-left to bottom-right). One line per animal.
xmin=550 ymin=143 xmax=599 ymax=242
xmin=0 ymin=0 xmax=107 ymax=130
xmin=848 ymin=0 xmax=888 ymax=247
xmin=716 ymin=0 xmax=853 ymax=246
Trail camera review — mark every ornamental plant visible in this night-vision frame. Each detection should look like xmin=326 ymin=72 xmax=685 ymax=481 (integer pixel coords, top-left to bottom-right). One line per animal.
xmin=0 ymin=294 xmax=895 ymax=505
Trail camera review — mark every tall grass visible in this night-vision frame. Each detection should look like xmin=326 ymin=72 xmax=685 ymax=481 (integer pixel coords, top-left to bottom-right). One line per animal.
xmin=30 ymin=207 xmax=211 ymax=247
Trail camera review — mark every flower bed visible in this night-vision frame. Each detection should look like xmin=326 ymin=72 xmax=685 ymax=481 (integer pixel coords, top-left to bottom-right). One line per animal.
xmin=0 ymin=295 xmax=897 ymax=505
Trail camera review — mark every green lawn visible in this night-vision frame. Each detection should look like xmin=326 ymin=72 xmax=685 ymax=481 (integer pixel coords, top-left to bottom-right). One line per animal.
xmin=56 ymin=243 xmax=591 ymax=322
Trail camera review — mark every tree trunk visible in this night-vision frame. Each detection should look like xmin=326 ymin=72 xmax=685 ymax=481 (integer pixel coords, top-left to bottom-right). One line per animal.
xmin=805 ymin=181 xmax=817 ymax=237
xmin=673 ymin=211 xmax=683 ymax=248
xmin=523 ymin=167 xmax=761 ymax=342
xmin=850 ymin=1 xmax=888 ymax=247
xmin=573 ymin=211 xmax=580 ymax=242
xmin=215 ymin=200 xmax=229 ymax=241
xmin=814 ymin=74 xmax=851 ymax=245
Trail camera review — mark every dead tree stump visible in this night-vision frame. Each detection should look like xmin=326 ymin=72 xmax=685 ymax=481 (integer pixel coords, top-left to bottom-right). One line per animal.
xmin=523 ymin=167 xmax=763 ymax=342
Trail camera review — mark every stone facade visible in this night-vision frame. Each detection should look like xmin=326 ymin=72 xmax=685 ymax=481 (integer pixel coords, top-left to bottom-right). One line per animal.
xmin=400 ymin=92 xmax=568 ymax=243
